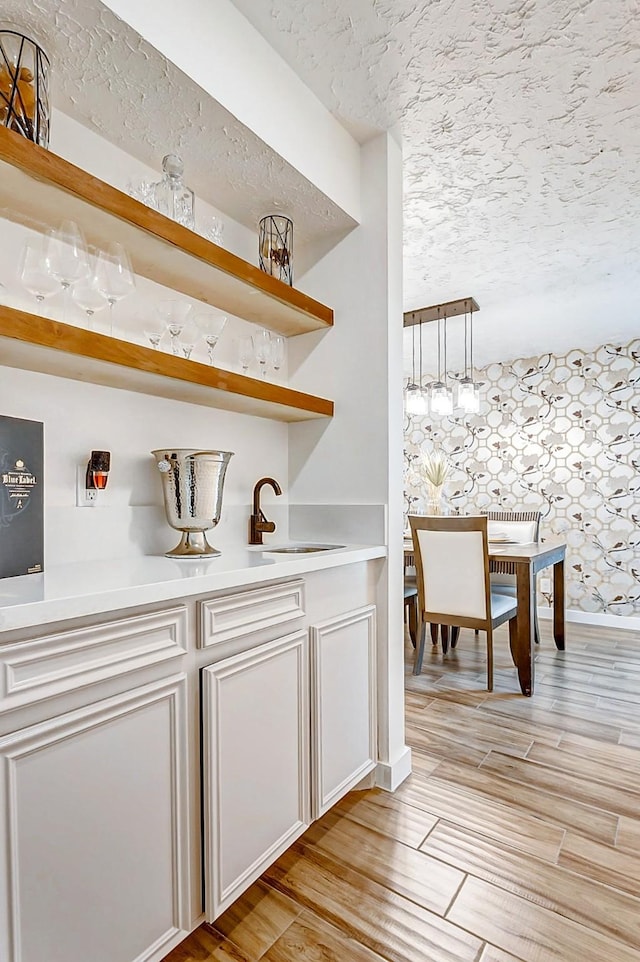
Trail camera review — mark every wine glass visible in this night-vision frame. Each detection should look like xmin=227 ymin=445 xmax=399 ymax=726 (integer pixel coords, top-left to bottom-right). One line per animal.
xmin=18 ymin=239 xmax=59 ymax=310
xmin=45 ymin=221 xmax=89 ymax=320
xmin=94 ymin=242 xmax=136 ymax=335
xmin=237 ymin=335 xmax=253 ymax=375
xmin=71 ymin=259 xmax=108 ymax=328
xmin=192 ymin=311 xmax=227 ymax=364
xmin=270 ymin=335 xmax=286 ymax=375
xmin=252 ymin=329 xmax=272 ymax=378
xmin=157 ymin=300 xmax=192 ymax=355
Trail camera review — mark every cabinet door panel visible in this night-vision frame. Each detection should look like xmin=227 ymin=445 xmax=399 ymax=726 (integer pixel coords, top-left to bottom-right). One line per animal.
xmin=0 ymin=676 xmax=190 ymax=962
xmin=311 ymin=606 xmax=377 ymax=817
xmin=202 ymin=631 xmax=309 ymax=920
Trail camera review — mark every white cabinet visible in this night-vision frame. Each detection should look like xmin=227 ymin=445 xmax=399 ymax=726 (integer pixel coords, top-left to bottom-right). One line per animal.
xmin=201 ymin=631 xmax=309 ymax=920
xmin=0 ymin=606 xmax=191 ymax=962
xmin=0 ymin=675 xmax=191 ymax=962
xmin=310 ymin=605 xmax=377 ymax=817
xmin=0 ymin=569 xmax=379 ymax=949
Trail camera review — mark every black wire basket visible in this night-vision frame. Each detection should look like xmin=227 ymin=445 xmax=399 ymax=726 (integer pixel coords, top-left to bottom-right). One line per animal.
xmin=259 ymin=214 xmax=293 ymax=286
xmin=0 ymin=27 xmax=50 ymax=148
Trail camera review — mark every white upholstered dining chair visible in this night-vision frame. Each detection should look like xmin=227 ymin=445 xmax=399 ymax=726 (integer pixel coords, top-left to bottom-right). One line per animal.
xmin=482 ymin=509 xmax=542 ymax=644
xmin=409 ymin=515 xmax=519 ymax=691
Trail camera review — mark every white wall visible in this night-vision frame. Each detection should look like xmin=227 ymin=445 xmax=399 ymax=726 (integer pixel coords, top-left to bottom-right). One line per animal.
xmin=0 ymin=114 xmax=288 ymax=567
xmin=100 ymin=0 xmax=361 ymax=222
xmin=289 ymin=132 xmax=409 ymax=789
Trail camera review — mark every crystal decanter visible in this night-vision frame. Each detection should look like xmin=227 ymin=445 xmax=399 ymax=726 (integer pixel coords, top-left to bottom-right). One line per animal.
xmin=152 ymin=154 xmax=195 ymax=229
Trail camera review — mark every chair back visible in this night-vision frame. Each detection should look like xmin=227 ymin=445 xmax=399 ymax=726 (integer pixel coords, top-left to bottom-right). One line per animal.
xmin=482 ymin=509 xmax=541 ymax=577
xmin=409 ymin=515 xmax=491 ymax=628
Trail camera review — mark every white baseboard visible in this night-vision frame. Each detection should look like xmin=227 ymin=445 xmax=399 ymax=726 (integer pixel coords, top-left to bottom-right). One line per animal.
xmin=375 ymin=745 xmax=412 ymax=792
xmin=537 ymin=607 xmax=640 ymax=632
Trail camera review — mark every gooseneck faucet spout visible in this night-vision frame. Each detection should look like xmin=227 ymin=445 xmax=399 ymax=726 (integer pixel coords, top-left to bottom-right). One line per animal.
xmin=249 ymin=477 xmax=283 ymax=544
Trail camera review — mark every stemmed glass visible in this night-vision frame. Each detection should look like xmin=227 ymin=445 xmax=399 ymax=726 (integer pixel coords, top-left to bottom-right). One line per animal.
xmin=45 ymin=221 xmax=89 ymax=321
xmin=252 ymin=328 xmax=272 ymax=378
xmin=178 ymin=321 xmax=197 ymax=359
xmin=270 ymin=335 xmax=286 ymax=375
xmin=94 ymin=243 xmax=136 ymax=335
xmin=144 ymin=329 xmax=164 ymax=350
xmin=71 ymin=258 xmax=108 ymax=329
xmin=18 ymin=238 xmax=59 ymax=310
xmin=157 ymin=300 xmax=192 ymax=355
xmin=237 ymin=335 xmax=253 ymax=375
xmin=192 ymin=312 xmax=227 ymax=365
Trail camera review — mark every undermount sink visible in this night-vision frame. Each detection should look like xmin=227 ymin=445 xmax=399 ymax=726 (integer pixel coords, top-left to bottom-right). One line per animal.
xmin=263 ymin=544 xmax=345 ymax=554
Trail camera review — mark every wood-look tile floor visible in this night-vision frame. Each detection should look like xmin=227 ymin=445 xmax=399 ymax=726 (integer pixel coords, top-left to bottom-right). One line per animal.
xmin=164 ymin=619 xmax=640 ymax=962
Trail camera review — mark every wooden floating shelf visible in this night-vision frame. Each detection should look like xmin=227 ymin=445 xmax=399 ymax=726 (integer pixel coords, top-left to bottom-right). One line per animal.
xmin=0 ymin=126 xmax=333 ymax=338
xmin=0 ymin=307 xmax=334 ymax=423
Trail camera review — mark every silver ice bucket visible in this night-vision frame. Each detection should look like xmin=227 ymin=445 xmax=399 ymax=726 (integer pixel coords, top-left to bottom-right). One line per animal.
xmin=151 ymin=448 xmax=233 ymax=558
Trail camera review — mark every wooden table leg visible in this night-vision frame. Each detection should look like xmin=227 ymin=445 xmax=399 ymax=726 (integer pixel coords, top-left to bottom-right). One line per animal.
xmin=513 ymin=563 xmax=535 ymax=696
xmin=553 ymin=558 xmax=565 ymax=650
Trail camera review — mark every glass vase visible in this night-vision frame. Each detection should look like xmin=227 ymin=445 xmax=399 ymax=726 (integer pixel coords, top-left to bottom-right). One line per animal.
xmin=0 ymin=25 xmax=51 ymax=147
xmin=426 ymin=482 xmax=445 ymax=516
xmin=259 ymin=214 xmax=293 ymax=286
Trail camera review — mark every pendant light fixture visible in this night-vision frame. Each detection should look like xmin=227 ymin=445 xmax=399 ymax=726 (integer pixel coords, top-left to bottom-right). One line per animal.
xmin=457 ymin=299 xmax=480 ymax=413
xmin=403 ymin=296 xmax=480 ymax=417
xmin=405 ymin=314 xmax=422 ymax=414
xmin=429 ymin=308 xmax=453 ymax=415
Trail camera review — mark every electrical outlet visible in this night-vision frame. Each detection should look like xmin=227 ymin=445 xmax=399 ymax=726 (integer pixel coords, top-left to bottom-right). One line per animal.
xmin=76 ymin=465 xmax=97 ymax=507
xmin=539 ymin=577 xmax=551 ymax=594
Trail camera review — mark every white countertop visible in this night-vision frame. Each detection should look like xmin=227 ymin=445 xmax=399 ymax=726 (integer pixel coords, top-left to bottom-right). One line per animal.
xmin=0 ymin=543 xmax=386 ymax=633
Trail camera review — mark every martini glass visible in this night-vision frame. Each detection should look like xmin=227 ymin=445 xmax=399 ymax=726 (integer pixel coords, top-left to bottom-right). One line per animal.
xmin=157 ymin=300 xmax=192 ymax=355
xmin=193 ymin=311 xmax=227 ymax=364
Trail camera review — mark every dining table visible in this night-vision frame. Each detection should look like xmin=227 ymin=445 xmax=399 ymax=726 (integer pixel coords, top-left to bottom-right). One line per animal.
xmin=404 ymin=537 xmax=567 ymax=696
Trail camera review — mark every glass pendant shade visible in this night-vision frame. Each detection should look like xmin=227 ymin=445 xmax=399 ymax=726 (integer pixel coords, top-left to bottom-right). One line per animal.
xmin=405 ymin=382 xmax=423 ymax=415
xmin=413 ymin=387 xmax=428 ymax=415
xmin=457 ymin=376 xmax=480 ymax=413
xmin=430 ymin=380 xmax=453 ymax=415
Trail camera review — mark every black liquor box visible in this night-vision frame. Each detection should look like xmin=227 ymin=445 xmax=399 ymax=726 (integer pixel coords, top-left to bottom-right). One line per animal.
xmin=0 ymin=415 xmax=44 ymax=579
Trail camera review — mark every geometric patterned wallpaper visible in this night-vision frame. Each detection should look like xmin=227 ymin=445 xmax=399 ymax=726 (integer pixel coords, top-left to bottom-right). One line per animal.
xmin=404 ymin=339 xmax=640 ymax=616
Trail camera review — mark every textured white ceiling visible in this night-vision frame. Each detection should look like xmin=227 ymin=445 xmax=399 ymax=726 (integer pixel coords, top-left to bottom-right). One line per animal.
xmin=4 ymin=0 xmax=356 ymax=265
xmin=229 ymin=0 xmax=640 ymax=364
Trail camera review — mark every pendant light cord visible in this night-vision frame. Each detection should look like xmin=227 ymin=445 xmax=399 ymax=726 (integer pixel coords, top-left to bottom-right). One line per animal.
xmin=469 ymin=302 xmax=474 ymax=377
xmin=419 ymin=313 xmax=423 ymax=389
xmin=437 ymin=308 xmax=442 ymax=381
xmin=411 ymin=314 xmax=416 ymax=384
xmin=463 ymin=300 xmax=469 ymax=379
xmin=443 ymin=313 xmax=448 ymax=384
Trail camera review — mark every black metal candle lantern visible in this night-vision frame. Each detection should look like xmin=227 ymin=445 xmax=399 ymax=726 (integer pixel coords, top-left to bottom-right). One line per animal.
xmin=0 ymin=26 xmax=50 ymax=148
xmin=259 ymin=214 xmax=293 ymax=286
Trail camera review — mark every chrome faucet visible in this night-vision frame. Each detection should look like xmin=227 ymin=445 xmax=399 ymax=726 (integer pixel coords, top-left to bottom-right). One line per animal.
xmin=249 ymin=477 xmax=282 ymax=544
